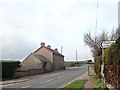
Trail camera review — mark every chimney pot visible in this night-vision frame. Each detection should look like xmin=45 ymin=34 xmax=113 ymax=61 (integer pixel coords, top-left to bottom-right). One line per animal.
xmin=55 ymin=48 xmax=58 ymax=52
xmin=47 ymin=45 xmax=51 ymax=49
xmin=41 ymin=42 xmax=45 ymax=47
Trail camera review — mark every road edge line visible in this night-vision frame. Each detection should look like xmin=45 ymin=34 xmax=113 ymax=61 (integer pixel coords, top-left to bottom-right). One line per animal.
xmin=0 ymin=79 xmax=30 ymax=85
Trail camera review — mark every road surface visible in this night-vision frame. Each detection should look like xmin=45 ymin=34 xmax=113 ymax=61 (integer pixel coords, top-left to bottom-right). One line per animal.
xmin=1 ymin=65 xmax=88 ymax=90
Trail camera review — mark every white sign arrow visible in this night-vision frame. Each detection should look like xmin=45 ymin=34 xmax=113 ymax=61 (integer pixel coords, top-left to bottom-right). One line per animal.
xmin=100 ymin=41 xmax=115 ymax=49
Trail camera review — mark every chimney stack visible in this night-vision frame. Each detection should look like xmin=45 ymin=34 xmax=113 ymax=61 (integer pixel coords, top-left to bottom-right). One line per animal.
xmin=41 ymin=42 xmax=45 ymax=47
xmin=47 ymin=45 xmax=51 ymax=49
xmin=55 ymin=48 xmax=58 ymax=52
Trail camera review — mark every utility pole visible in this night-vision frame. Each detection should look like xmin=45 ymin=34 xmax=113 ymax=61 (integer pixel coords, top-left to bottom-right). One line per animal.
xmin=61 ymin=46 xmax=62 ymax=54
xmin=76 ymin=49 xmax=78 ymax=62
xmin=95 ymin=0 xmax=99 ymax=42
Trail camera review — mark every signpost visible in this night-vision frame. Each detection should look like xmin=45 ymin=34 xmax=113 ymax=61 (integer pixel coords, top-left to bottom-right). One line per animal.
xmin=100 ymin=41 xmax=115 ymax=88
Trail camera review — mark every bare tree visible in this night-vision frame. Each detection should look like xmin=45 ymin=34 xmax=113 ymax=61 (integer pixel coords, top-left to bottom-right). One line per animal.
xmin=117 ymin=26 xmax=120 ymax=37
xmin=84 ymin=29 xmax=118 ymax=57
xmin=110 ymin=28 xmax=120 ymax=40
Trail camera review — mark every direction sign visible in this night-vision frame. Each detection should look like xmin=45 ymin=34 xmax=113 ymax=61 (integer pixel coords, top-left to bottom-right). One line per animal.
xmin=100 ymin=41 xmax=115 ymax=48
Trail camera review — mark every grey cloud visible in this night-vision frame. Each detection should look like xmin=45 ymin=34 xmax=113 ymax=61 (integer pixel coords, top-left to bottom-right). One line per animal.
xmin=2 ymin=34 xmax=37 ymax=60
xmin=0 ymin=0 xmax=118 ymax=60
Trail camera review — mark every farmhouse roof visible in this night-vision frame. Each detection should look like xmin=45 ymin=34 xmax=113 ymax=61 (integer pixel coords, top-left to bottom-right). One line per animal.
xmin=34 ymin=42 xmax=64 ymax=57
xmin=46 ymin=47 xmax=64 ymax=57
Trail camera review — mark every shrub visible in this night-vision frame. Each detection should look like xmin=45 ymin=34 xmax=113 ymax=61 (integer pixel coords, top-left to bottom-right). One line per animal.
xmin=1 ymin=60 xmax=21 ymax=79
xmin=92 ymin=76 xmax=102 ymax=88
xmin=104 ymin=37 xmax=120 ymax=88
xmin=94 ymin=56 xmax=102 ymax=78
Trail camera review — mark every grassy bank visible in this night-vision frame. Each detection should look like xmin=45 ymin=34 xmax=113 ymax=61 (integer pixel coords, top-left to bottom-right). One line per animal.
xmin=2 ymin=77 xmax=15 ymax=81
xmin=92 ymin=76 xmax=102 ymax=88
xmin=60 ymin=80 xmax=86 ymax=90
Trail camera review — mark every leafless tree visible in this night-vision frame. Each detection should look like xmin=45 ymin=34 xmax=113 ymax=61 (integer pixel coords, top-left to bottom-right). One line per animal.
xmin=84 ymin=28 xmax=119 ymax=57
xmin=110 ymin=27 xmax=120 ymax=40
xmin=117 ymin=26 xmax=120 ymax=37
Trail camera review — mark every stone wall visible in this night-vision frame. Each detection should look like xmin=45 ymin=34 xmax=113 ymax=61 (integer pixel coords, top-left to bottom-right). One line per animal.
xmin=14 ymin=69 xmax=44 ymax=78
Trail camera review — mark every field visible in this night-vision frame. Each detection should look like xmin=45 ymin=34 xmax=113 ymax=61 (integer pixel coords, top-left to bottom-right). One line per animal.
xmin=64 ymin=61 xmax=87 ymax=68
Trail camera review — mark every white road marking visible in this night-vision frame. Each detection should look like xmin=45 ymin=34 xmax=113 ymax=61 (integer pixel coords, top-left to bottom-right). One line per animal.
xmin=68 ymin=67 xmax=80 ymax=69
xmin=44 ymin=79 xmax=53 ymax=82
xmin=17 ymin=79 xmax=29 ymax=82
xmin=7 ymin=84 xmax=15 ymax=86
xmin=21 ymin=85 xmax=29 ymax=88
xmin=40 ymin=79 xmax=54 ymax=84
xmin=39 ymin=81 xmax=44 ymax=84
xmin=1 ymin=83 xmax=15 ymax=87
xmin=57 ymin=76 xmax=64 ymax=79
xmin=0 ymin=79 xmax=30 ymax=87
xmin=8 ymin=81 xmax=14 ymax=83
xmin=42 ymin=72 xmax=65 ymax=78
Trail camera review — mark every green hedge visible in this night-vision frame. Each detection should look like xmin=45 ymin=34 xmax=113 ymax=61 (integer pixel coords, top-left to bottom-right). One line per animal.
xmin=104 ymin=37 xmax=120 ymax=88
xmin=94 ymin=56 xmax=102 ymax=78
xmin=1 ymin=60 xmax=21 ymax=78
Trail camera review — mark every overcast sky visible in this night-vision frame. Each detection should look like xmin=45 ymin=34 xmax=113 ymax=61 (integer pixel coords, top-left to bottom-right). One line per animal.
xmin=0 ymin=0 xmax=119 ymax=61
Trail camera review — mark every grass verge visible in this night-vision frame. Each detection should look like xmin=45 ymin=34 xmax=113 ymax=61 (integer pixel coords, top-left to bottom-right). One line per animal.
xmin=60 ymin=80 xmax=87 ymax=90
xmin=91 ymin=76 xmax=102 ymax=88
xmin=2 ymin=77 xmax=15 ymax=81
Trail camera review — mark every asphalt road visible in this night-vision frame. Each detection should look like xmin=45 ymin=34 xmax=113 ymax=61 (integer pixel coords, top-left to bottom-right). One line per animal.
xmin=1 ymin=64 xmax=88 ymax=90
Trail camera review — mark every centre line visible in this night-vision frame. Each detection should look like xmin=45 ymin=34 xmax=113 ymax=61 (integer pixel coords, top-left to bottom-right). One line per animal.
xmin=57 ymin=76 xmax=64 ymax=79
xmin=42 ymin=72 xmax=65 ymax=78
xmin=21 ymin=85 xmax=29 ymax=88
xmin=40 ymin=79 xmax=54 ymax=84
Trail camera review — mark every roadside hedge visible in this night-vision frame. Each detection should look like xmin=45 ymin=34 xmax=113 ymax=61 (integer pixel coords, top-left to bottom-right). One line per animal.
xmin=104 ymin=37 xmax=120 ymax=88
xmin=94 ymin=37 xmax=120 ymax=88
xmin=1 ymin=60 xmax=21 ymax=79
xmin=94 ymin=56 xmax=102 ymax=78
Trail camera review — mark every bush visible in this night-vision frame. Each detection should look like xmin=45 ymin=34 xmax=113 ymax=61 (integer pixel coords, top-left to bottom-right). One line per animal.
xmin=104 ymin=37 xmax=120 ymax=88
xmin=92 ymin=76 xmax=102 ymax=88
xmin=1 ymin=60 xmax=21 ymax=79
xmin=94 ymin=56 xmax=102 ymax=78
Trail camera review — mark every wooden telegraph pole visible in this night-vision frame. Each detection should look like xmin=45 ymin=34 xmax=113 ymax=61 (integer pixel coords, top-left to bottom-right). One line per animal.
xmin=76 ymin=49 xmax=78 ymax=62
xmin=61 ymin=46 xmax=62 ymax=54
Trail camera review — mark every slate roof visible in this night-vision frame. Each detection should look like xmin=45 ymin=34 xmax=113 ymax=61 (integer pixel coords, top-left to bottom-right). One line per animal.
xmin=46 ymin=47 xmax=64 ymax=57
xmin=34 ymin=46 xmax=64 ymax=57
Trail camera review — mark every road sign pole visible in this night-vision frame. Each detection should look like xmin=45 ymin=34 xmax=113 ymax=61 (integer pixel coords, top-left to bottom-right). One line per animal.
xmin=101 ymin=48 xmax=106 ymax=88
